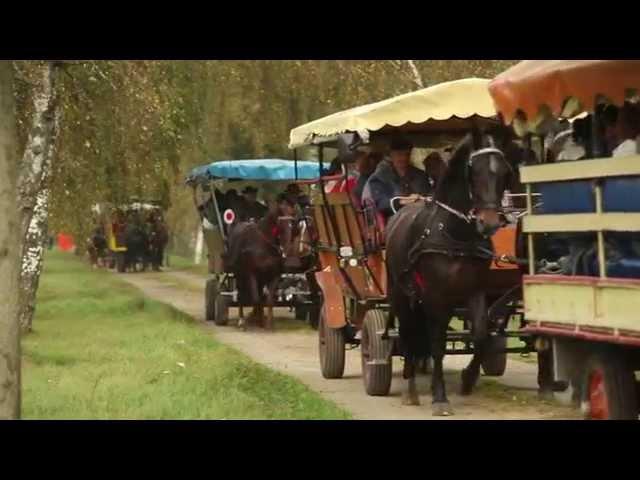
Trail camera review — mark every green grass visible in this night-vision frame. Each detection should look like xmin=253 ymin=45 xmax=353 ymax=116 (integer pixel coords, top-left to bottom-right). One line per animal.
xmin=167 ymin=254 xmax=208 ymax=276
xmin=22 ymin=251 xmax=350 ymax=419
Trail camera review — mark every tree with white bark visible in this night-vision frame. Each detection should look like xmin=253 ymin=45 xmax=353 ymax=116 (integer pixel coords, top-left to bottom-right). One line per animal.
xmin=15 ymin=61 xmax=61 ymax=334
xmin=0 ymin=61 xmax=21 ymax=419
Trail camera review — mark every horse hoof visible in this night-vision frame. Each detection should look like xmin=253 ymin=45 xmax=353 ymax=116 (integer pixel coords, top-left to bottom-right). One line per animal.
xmin=432 ymin=402 xmax=454 ymax=417
xmin=402 ymin=393 xmax=421 ymax=406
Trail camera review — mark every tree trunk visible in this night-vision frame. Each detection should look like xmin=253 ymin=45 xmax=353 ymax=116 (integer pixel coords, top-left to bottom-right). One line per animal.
xmin=406 ymin=60 xmax=424 ymax=89
xmin=16 ymin=62 xmax=59 ymax=334
xmin=0 ymin=61 xmax=21 ymax=419
xmin=19 ymin=184 xmax=51 ymax=333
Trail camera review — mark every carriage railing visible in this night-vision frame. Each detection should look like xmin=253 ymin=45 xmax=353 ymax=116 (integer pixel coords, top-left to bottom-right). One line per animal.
xmin=521 ymin=154 xmax=640 ymax=278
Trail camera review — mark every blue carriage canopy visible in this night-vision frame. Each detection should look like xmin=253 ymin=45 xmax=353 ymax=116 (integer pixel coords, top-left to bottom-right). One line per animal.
xmin=186 ymin=159 xmax=321 ymax=184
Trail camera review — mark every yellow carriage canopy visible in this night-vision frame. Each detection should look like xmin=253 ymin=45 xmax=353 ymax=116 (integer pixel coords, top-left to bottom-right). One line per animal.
xmin=288 ymin=78 xmax=498 ymax=149
xmin=489 ymin=60 xmax=640 ymax=125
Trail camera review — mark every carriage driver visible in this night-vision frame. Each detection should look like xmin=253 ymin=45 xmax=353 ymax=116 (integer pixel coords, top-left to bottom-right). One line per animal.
xmin=362 ymin=135 xmax=431 ymax=221
xmin=241 ymin=185 xmax=268 ymax=221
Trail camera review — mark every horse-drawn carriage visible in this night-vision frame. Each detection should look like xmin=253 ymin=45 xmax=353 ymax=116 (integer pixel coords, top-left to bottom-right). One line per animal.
xmin=186 ymin=158 xmax=323 ymax=329
xmin=489 ymin=60 xmax=640 ymax=419
xmin=91 ymin=201 xmax=168 ymax=273
xmin=289 ymin=78 xmax=537 ymax=411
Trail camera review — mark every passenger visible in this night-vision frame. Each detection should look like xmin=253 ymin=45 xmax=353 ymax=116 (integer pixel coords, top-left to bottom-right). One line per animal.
xmin=602 ymin=102 xmax=640 ymax=157
xmin=352 ymin=151 xmax=379 ymax=205
xmin=361 ymin=136 xmax=430 ymax=221
xmin=240 ymin=185 xmax=268 ymax=222
xmin=548 ymin=120 xmax=585 ymax=162
xmin=284 ymin=184 xmax=306 ymax=215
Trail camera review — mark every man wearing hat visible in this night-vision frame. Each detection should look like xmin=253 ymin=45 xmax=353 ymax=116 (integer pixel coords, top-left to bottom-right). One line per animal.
xmin=362 ymin=135 xmax=430 ymax=220
xmin=240 ymin=185 xmax=268 ymax=222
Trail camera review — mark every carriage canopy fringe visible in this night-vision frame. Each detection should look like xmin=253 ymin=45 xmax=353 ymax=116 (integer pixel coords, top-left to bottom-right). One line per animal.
xmin=288 ymin=78 xmax=497 ymax=149
xmin=489 ymin=60 xmax=640 ymax=125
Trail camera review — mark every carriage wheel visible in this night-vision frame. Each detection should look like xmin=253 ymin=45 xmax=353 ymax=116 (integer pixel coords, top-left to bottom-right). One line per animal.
xmin=205 ymin=278 xmax=217 ymax=322
xmin=481 ymin=334 xmax=508 ymax=377
xmin=581 ymin=349 xmax=637 ymax=420
xmin=214 ymin=292 xmax=230 ymax=326
xmin=115 ymin=252 xmax=126 ymax=273
xmin=361 ymin=309 xmax=393 ymax=396
xmin=319 ymin=307 xmax=345 ymax=379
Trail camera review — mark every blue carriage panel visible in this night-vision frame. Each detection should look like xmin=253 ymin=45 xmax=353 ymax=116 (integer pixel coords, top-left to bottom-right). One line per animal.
xmin=602 ymin=177 xmax=640 ymax=212
xmin=537 ymin=180 xmax=595 ymax=214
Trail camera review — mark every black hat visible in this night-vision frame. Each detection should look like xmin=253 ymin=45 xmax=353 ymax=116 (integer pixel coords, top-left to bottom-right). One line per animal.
xmin=276 ymin=193 xmax=295 ymax=206
xmin=285 ymin=183 xmax=301 ymax=194
xmin=242 ymin=185 xmax=258 ymax=194
xmin=390 ymin=135 xmax=413 ymax=151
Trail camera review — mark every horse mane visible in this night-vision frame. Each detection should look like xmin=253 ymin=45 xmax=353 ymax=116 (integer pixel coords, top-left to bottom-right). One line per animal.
xmin=434 ymin=133 xmax=474 ymax=202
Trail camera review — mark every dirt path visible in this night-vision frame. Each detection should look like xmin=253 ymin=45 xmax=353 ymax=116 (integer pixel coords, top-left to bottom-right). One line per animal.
xmin=119 ymin=269 xmax=580 ymax=419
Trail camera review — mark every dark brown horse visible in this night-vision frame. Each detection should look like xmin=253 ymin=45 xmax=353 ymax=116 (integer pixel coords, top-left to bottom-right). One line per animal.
xmin=385 ymin=129 xmax=512 ymax=416
xmin=224 ymin=194 xmax=297 ymax=331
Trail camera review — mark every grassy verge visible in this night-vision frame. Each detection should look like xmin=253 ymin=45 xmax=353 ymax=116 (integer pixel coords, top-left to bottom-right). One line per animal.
xmin=22 ymin=251 xmax=350 ymax=419
xmin=167 ymin=254 xmax=208 ymax=276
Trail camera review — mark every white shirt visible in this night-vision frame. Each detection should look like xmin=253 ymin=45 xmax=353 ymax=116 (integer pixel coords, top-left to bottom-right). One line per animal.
xmin=612 ymin=138 xmax=638 ymax=158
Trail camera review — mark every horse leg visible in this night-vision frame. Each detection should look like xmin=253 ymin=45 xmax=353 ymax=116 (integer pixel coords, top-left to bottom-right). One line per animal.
xmin=264 ymin=277 xmax=279 ymax=331
xmin=461 ymin=292 xmax=488 ymax=395
xmin=396 ymin=288 xmax=421 ymax=406
xmin=249 ymin=274 xmax=261 ymax=328
xmin=425 ymin=302 xmax=453 ymax=415
xmin=402 ymin=358 xmax=420 ymax=406
xmin=419 ymin=357 xmax=433 ymax=375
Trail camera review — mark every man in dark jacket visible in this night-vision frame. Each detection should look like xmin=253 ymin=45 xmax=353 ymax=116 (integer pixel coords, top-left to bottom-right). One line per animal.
xmin=240 ymin=185 xmax=268 ymax=222
xmin=362 ymin=136 xmax=430 ymax=220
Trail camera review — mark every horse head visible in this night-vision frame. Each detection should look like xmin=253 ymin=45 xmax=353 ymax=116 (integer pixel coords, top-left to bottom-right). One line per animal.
xmin=263 ymin=194 xmax=299 ymax=259
xmin=438 ymin=127 xmax=513 ymax=237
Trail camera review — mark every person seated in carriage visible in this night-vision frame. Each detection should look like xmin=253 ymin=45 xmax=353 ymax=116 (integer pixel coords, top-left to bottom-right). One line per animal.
xmin=361 ymin=135 xmax=431 ymax=224
xmin=351 ymin=150 xmax=381 ymax=205
xmin=239 ymin=185 xmax=268 ymax=222
xmin=602 ymin=102 xmax=640 ymax=158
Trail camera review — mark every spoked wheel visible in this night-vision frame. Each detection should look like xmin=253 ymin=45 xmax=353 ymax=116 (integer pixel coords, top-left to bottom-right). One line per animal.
xmin=205 ymin=278 xmax=217 ymax=322
xmin=582 ymin=349 xmax=637 ymax=420
xmin=361 ymin=309 xmax=392 ymax=396
xmin=481 ymin=334 xmax=508 ymax=377
xmin=319 ymin=307 xmax=345 ymax=379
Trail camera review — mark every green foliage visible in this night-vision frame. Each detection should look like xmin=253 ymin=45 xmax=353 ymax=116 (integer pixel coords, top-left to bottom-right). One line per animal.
xmin=12 ymin=60 xmax=518 ymax=253
xmin=22 ymin=251 xmax=350 ymax=419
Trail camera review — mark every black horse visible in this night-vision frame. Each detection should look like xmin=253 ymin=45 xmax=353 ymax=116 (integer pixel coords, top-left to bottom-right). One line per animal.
xmin=385 ymin=129 xmax=513 ymax=416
